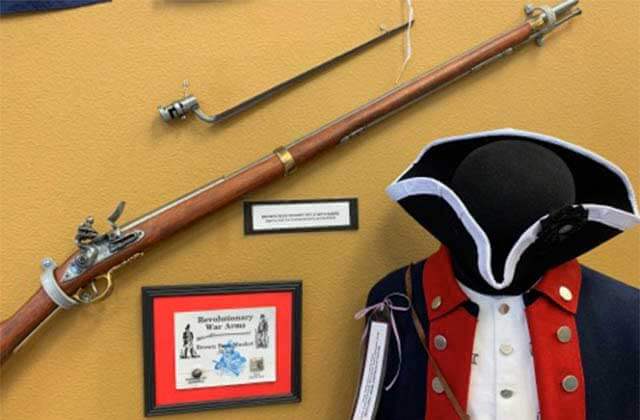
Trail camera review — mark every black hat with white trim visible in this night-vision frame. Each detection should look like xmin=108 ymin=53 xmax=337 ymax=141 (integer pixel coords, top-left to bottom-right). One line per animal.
xmin=386 ymin=128 xmax=640 ymax=291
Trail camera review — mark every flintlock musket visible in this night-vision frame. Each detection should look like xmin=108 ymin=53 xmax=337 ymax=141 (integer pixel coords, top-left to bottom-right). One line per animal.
xmin=0 ymin=0 xmax=581 ymax=365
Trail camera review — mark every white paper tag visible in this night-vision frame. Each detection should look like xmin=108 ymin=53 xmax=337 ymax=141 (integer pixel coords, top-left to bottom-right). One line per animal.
xmin=352 ymin=321 xmax=390 ymax=420
xmin=244 ymin=199 xmax=358 ymax=234
xmin=173 ymin=307 xmax=277 ymax=389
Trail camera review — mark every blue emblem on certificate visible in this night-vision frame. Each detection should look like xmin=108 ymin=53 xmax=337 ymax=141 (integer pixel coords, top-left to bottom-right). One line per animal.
xmin=214 ymin=341 xmax=247 ymax=376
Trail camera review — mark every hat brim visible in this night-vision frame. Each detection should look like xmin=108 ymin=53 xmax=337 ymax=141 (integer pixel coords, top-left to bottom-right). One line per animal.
xmin=387 ymin=128 xmax=640 ymax=289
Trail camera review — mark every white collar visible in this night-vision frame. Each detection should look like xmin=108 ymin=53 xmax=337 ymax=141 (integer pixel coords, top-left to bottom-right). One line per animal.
xmin=457 ymin=280 xmax=523 ymax=306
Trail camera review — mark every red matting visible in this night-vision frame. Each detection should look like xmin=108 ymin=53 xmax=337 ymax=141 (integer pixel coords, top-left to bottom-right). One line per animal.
xmin=152 ymin=291 xmax=293 ymax=406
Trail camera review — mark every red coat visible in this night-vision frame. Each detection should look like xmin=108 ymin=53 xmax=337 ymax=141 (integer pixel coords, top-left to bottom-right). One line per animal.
xmin=366 ymin=246 xmax=639 ymax=419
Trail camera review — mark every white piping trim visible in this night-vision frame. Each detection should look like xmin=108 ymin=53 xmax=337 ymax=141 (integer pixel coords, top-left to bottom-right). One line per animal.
xmin=502 ymin=220 xmax=541 ymax=288
xmin=586 ymin=204 xmax=640 ymax=230
xmin=388 ymin=178 xmax=640 ymax=290
xmin=392 ymin=128 xmax=639 ymax=215
xmin=387 ymin=129 xmax=640 ymax=290
xmin=387 ymin=177 xmax=500 ymax=289
xmin=503 ymin=204 xmax=640 ymax=285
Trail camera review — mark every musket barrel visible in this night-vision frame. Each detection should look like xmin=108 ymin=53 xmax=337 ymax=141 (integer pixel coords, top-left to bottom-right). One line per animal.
xmin=287 ymin=22 xmax=534 ymax=166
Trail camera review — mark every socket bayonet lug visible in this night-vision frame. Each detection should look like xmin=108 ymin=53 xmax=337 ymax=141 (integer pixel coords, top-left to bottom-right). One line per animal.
xmin=525 ymin=0 xmax=580 ymax=47
xmin=158 ymin=95 xmax=200 ymax=122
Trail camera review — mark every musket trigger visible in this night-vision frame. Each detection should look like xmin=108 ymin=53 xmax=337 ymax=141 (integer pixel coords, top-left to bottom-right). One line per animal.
xmin=74 ymin=252 xmax=144 ymax=305
xmin=74 ymin=274 xmax=113 ymax=304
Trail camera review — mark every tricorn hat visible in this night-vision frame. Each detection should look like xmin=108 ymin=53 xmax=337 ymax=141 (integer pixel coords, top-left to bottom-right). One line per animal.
xmin=386 ymin=128 xmax=639 ymax=290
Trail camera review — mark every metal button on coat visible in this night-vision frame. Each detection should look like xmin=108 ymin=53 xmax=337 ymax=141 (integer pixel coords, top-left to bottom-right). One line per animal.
xmin=559 ymin=286 xmax=573 ymax=301
xmin=432 ymin=377 xmax=444 ymax=394
xmin=500 ymin=389 xmax=514 ymax=399
xmin=434 ymin=335 xmax=447 ymax=351
xmin=557 ymin=326 xmax=572 ymax=343
xmin=562 ymin=375 xmax=579 ymax=392
xmin=499 ymin=344 xmax=513 ymax=355
xmin=498 ymin=303 xmax=510 ymax=314
xmin=431 ymin=296 xmax=442 ymax=310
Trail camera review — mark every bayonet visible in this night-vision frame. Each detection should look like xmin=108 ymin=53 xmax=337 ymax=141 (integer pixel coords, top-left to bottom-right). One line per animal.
xmin=158 ymin=19 xmax=414 ymax=124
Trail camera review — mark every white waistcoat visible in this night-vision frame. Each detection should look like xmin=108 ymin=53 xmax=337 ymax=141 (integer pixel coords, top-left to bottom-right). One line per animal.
xmin=458 ymin=282 xmax=540 ymax=420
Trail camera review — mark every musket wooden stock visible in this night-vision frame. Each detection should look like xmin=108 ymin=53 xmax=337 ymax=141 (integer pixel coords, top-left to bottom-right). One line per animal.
xmin=0 ymin=2 xmax=580 ymax=365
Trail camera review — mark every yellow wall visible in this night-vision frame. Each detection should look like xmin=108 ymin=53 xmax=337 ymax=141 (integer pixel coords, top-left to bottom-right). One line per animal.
xmin=1 ymin=1 xmax=638 ymax=419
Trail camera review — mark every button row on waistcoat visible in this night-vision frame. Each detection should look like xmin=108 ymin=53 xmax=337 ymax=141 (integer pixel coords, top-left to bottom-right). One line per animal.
xmin=431 ymin=296 xmax=442 ymax=310
xmin=499 ymin=343 xmax=513 ymax=355
xmin=556 ymin=325 xmax=572 ymax=343
xmin=432 ymin=377 xmax=444 ymax=394
xmin=434 ymin=335 xmax=447 ymax=351
xmin=559 ymin=286 xmax=573 ymax=301
xmin=500 ymin=389 xmax=514 ymax=399
xmin=562 ymin=375 xmax=579 ymax=392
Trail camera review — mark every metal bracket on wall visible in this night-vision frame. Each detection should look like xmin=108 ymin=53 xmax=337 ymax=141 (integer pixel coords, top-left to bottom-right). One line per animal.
xmin=157 ymin=19 xmax=414 ymax=125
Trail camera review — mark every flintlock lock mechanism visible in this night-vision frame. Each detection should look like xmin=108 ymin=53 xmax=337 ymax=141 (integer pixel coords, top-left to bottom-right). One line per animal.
xmin=38 ymin=201 xmax=145 ymax=311
xmin=16 ymin=203 xmax=146 ymax=353
xmin=62 ymin=201 xmax=144 ymax=283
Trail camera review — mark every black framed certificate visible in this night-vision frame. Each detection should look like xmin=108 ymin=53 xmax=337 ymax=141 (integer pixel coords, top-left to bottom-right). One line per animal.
xmin=142 ymin=282 xmax=302 ymax=416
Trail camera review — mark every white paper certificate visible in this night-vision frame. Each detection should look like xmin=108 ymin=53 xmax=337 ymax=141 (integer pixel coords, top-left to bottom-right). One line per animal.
xmin=174 ymin=307 xmax=277 ymax=390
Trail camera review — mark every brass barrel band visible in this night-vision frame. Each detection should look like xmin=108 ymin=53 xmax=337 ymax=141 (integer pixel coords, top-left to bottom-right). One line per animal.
xmin=274 ymin=146 xmax=297 ymax=176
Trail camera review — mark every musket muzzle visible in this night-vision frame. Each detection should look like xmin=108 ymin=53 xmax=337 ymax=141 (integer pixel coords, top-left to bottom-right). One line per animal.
xmin=552 ymin=0 xmax=579 ymax=16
